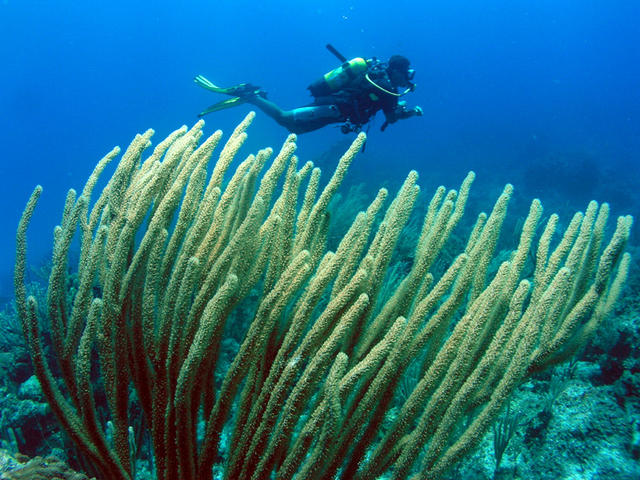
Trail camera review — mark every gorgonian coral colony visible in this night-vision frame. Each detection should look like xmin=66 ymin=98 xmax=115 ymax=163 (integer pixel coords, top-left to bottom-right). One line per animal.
xmin=15 ymin=113 xmax=632 ymax=480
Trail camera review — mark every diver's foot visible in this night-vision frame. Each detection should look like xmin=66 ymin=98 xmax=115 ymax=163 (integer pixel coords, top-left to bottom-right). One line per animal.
xmin=227 ymin=83 xmax=266 ymax=98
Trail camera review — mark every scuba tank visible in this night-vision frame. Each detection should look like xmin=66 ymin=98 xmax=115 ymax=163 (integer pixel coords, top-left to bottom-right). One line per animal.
xmin=308 ymin=44 xmax=368 ymax=97
xmin=308 ymin=57 xmax=367 ymax=97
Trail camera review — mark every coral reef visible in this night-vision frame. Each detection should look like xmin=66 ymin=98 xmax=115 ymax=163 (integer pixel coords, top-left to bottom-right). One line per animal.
xmin=13 ymin=113 xmax=632 ymax=479
xmin=1 ymin=454 xmax=93 ymax=480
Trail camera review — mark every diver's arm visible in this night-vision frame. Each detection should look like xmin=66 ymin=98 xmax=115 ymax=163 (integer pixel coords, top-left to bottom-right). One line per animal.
xmin=392 ymin=101 xmax=423 ymax=120
xmin=381 ymin=101 xmax=423 ymax=131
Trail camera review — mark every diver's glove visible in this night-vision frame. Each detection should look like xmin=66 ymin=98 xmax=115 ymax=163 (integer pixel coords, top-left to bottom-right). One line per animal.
xmin=395 ymin=102 xmax=423 ymax=119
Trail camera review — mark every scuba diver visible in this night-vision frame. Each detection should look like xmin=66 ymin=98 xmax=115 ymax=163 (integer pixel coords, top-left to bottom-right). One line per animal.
xmin=194 ymin=44 xmax=423 ymax=135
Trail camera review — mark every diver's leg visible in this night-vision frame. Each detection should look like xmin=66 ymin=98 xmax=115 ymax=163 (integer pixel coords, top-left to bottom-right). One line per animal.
xmin=245 ymin=96 xmax=293 ymax=126
xmin=246 ymin=97 xmax=343 ymax=134
xmin=288 ymin=105 xmax=344 ymax=133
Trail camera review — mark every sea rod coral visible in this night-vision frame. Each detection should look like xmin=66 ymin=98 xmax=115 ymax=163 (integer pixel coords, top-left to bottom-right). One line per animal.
xmin=14 ymin=113 xmax=632 ymax=480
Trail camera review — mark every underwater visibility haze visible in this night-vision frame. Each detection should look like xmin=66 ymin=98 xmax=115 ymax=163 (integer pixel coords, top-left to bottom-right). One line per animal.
xmin=0 ymin=1 xmax=639 ymax=479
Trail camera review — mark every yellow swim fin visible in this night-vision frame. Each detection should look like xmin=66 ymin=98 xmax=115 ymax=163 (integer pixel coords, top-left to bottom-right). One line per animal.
xmin=194 ymin=75 xmax=259 ymax=96
xmin=197 ymin=96 xmax=247 ymax=117
xmin=194 ymin=75 xmax=233 ymax=93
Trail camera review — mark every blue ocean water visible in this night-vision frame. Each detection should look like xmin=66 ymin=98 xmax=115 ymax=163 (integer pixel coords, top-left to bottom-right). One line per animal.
xmin=1 ymin=3 xmax=640 ymax=478
xmin=1 ymin=0 xmax=639 ymax=298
